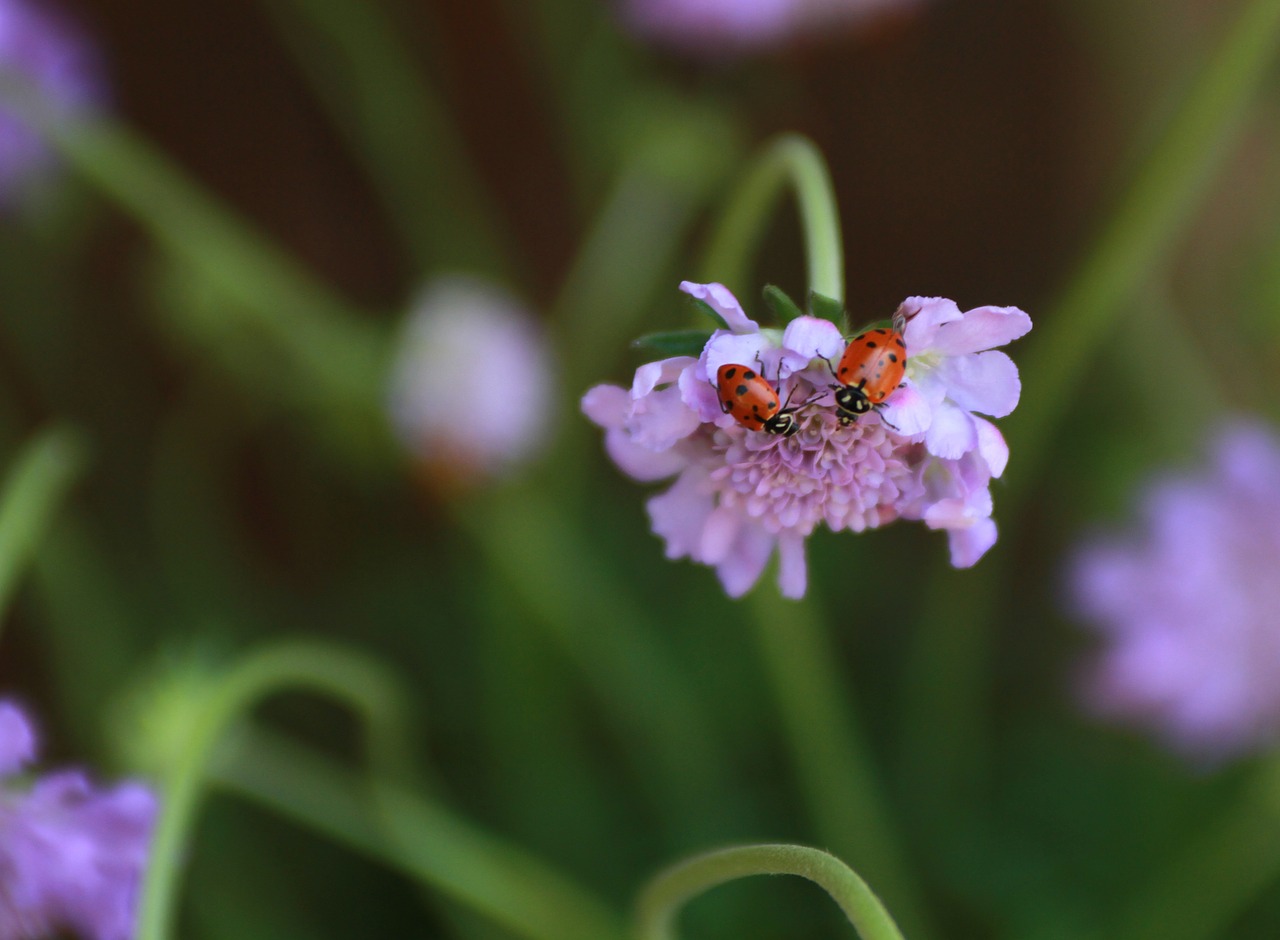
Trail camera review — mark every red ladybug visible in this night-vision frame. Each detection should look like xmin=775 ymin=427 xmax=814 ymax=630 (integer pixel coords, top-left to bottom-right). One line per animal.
xmin=832 ymin=324 xmax=907 ymax=425
xmin=716 ymin=363 xmax=800 ymax=437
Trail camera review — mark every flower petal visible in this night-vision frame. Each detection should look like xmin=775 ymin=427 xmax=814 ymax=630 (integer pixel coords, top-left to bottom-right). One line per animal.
xmin=899 ymin=297 xmax=963 ymax=352
xmin=924 ymin=402 xmax=977 ymax=459
xmin=630 ymin=385 xmax=702 ymax=450
xmin=679 ymin=364 xmax=727 ymax=423
xmin=931 ymin=305 xmax=1032 ymax=356
xmin=776 ymin=530 xmax=808 ymax=599
xmin=935 ymin=350 xmax=1021 ymax=418
xmin=604 ymin=429 xmax=687 ymax=481
xmin=717 ymin=523 xmax=775 ymax=598
xmin=648 ymin=469 xmax=714 ymax=557
xmin=632 ymin=356 xmax=695 ymax=398
xmin=878 ymin=385 xmax=932 ymax=436
xmin=680 ymin=281 xmax=759 ymax=334
xmin=581 ymin=384 xmax=630 ymax=429
xmin=781 ymin=316 xmax=845 ymax=365
xmin=0 ymin=701 xmax=36 ymax=776
xmin=947 ymin=518 xmax=998 ymax=568
xmin=973 ymin=416 xmax=1009 ymax=477
xmin=703 ymin=332 xmax=777 ymax=378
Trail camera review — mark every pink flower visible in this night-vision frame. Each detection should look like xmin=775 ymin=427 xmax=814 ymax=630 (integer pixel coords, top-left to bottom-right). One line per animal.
xmin=618 ymin=0 xmax=924 ymax=54
xmin=1071 ymin=422 xmax=1280 ymax=763
xmin=582 ymin=281 xmax=1029 ymax=598
xmin=387 ymin=277 xmax=555 ymax=483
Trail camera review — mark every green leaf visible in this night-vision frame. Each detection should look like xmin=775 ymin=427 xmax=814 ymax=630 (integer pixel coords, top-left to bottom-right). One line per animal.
xmin=631 ymin=329 xmax=713 ymax=358
xmin=808 ymin=290 xmax=845 ymax=327
xmin=686 ymin=296 xmax=729 ymax=330
xmin=762 ymin=284 xmax=805 ymax=324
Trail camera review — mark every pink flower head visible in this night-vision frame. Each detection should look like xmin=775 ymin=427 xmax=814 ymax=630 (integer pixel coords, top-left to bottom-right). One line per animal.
xmin=582 ymin=281 xmax=1029 ymax=598
xmin=619 ymin=0 xmax=924 ymax=54
xmin=0 ymin=698 xmax=157 ymax=940
xmin=387 ymin=276 xmax=556 ymax=484
xmin=1071 ymin=422 xmax=1280 ymax=763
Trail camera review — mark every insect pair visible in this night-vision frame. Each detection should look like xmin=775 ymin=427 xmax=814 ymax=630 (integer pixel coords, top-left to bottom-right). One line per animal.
xmin=715 ymin=321 xmax=908 ymax=436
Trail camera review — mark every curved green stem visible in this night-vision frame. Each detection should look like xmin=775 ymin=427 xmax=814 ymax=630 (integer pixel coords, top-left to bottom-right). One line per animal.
xmin=214 ymin=725 xmax=630 ymax=940
xmin=748 ymin=586 xmax=931 ymax=940
xmin=699 ymin=134 xmax=844 ymax=304
xmin=0 ymin=425 xmax=85 ymax=641
xmin=1004 ymin=0 xmax=1280 ymax=513
xmin=136 ymin=641 xmax=412 ymax=940
xmin=634 ymin=843 xmax=904 ymax=940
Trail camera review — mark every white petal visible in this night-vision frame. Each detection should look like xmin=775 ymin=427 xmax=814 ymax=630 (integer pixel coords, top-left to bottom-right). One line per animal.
xmin=581 ymin=384 xmax=630 ymax=429
xmin=717 ymin=523 xmax=775 ymax=598
xmin=632 ymin=356 xmax=695 ymax=398
xmin=782 ymin=316 xmax=845 ymax=364
xmin=935 ymin=351 xmax=1021 ymax=418
xmin=703 ymin=332 xmax=779 ymax=379
xmin=924 ymin=403 xmax=977 ymax=459
xmin=605 ymin=429 xmax=687 ymax=481
xmin=973 ymin=416 xmax=1009 ymax=478
xmin=899 ymin=297 xmax=962 ymax=352
xmin=947 ymin=518 xmax=998 ymax=568
xmin=776 ymin=530 xmax=808 ymax=599
xmin=931 ymin=305 xmax=1032 ymax=356
xmin=877 ymin=385 xmax=932 ymax=436
xmin=680 ymin=281 xmax=759 ymax=334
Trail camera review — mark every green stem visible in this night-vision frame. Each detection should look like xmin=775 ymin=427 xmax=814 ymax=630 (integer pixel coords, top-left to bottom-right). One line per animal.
xmin=1103 ymin=757 xmax=1280 ymax=940
xmin=213 ymin=725 xmax=630 ymax=940
xmin=0 ymin=425 xmax=85 ymax=642
xmin=259 ymin=0 xmax=518 ymax=278
xmin=1004 ymin=0 xmax=1280 ymax=513
xmin=634 ymin=843 xmax=905 ymax=940
xmin=748 ymin=586 xmax=931 ymax=940
xmin=699 ymin=134 xmax=844 ymax=304
xmin=137 ymin=641 xmax=412 ymax=940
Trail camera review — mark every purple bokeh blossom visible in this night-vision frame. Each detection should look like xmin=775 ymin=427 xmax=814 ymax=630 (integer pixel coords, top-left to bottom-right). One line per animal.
xmin=618 ymin=0 xmax=924 ymax=54
xmin=582 ymin=281 xmax=1030 ymax=598
xmin=1071 ymin=422 xmax=1280 ymax=763
xmin=387 ymin=276 xmax=556 ymax=483
xmin=0 ymin=0 xmax=105 ymax=201
xmin=0 ymin=698 xmax=156 ymax=940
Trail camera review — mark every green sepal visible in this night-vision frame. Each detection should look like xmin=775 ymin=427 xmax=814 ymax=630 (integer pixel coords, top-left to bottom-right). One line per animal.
xmin=762 ymin=284 xmax=805 ymax=324
xmin=631 ymin=329 xmax=714 ymax=358
xmin=808 ymin=290 xmax=846 ymax=328
xmin=687 ymin=297 xmax=729 ymax=330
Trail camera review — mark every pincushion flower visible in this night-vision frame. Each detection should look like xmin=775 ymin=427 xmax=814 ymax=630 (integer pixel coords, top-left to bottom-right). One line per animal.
xmin=619 ymin=0 xmax=924 ymax=54
xmin=387 ymin=276 xmax=555 ymax=483
xmin=0 ymin=0 xmax=105 ymax=201
xmin=1071 ymin=422 xmax=1280 ymax=762
xmin=0 ymin=698 xmax=156 ymax=940
xmin=582 ymin=281 xmax=1030 ymax=598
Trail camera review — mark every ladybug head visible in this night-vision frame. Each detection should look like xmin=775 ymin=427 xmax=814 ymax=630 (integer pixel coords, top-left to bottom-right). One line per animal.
xmin=764 ymin=411 xmax=800 ymax=437
xmin=834 ymin=385 xmax=871 ymax=418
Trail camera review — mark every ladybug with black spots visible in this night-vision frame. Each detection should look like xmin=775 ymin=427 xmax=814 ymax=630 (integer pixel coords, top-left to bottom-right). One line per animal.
xmin=715 ymin=363 xmax=801 ymax=437
xmin=831 ymin=316 xmax=907 ymax=425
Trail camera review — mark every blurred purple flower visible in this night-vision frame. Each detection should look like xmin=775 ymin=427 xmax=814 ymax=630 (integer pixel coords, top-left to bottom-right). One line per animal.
xmin=0 ymin=698 xmax=156 ymax=940
xmin=582 ymin=281 xmax=1029 ymax=598
xmin=387 ymin=276 xmax=556 ymax=485
xmin=1072 ymin=422 xmax=1280 ymax=763
xmin=0 ymin=0 xmax=105 ymax=200
xmin=619 ymin=0 xmax=923 ymax=53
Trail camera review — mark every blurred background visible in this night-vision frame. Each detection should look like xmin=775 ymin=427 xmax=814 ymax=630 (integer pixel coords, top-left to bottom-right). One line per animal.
xmin=3 ymin=0 xmax=1280 ymax=938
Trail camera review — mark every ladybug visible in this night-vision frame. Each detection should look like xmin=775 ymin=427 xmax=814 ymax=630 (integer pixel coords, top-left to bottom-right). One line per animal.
xmin=716 ymin=363 xmax=800 ymax=437
xmin=832 ymin=323 xmax=907 ymax=425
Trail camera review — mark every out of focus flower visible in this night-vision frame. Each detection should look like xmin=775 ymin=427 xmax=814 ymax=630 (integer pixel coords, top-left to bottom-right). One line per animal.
xmin=619 ymin=0 xmax=923 ymax=54
xmin=0 ymin=698 xmax=156 ymax=940
xmin=0 ymin=0 xmax=105 ymax=200
xmin=1071 ymin=422 xmax=1280 ymax=763
xmin=582 ymin=281 xmax=1029 ymax=598
xmin=387 ymin=277 xmax=555 ymax=484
